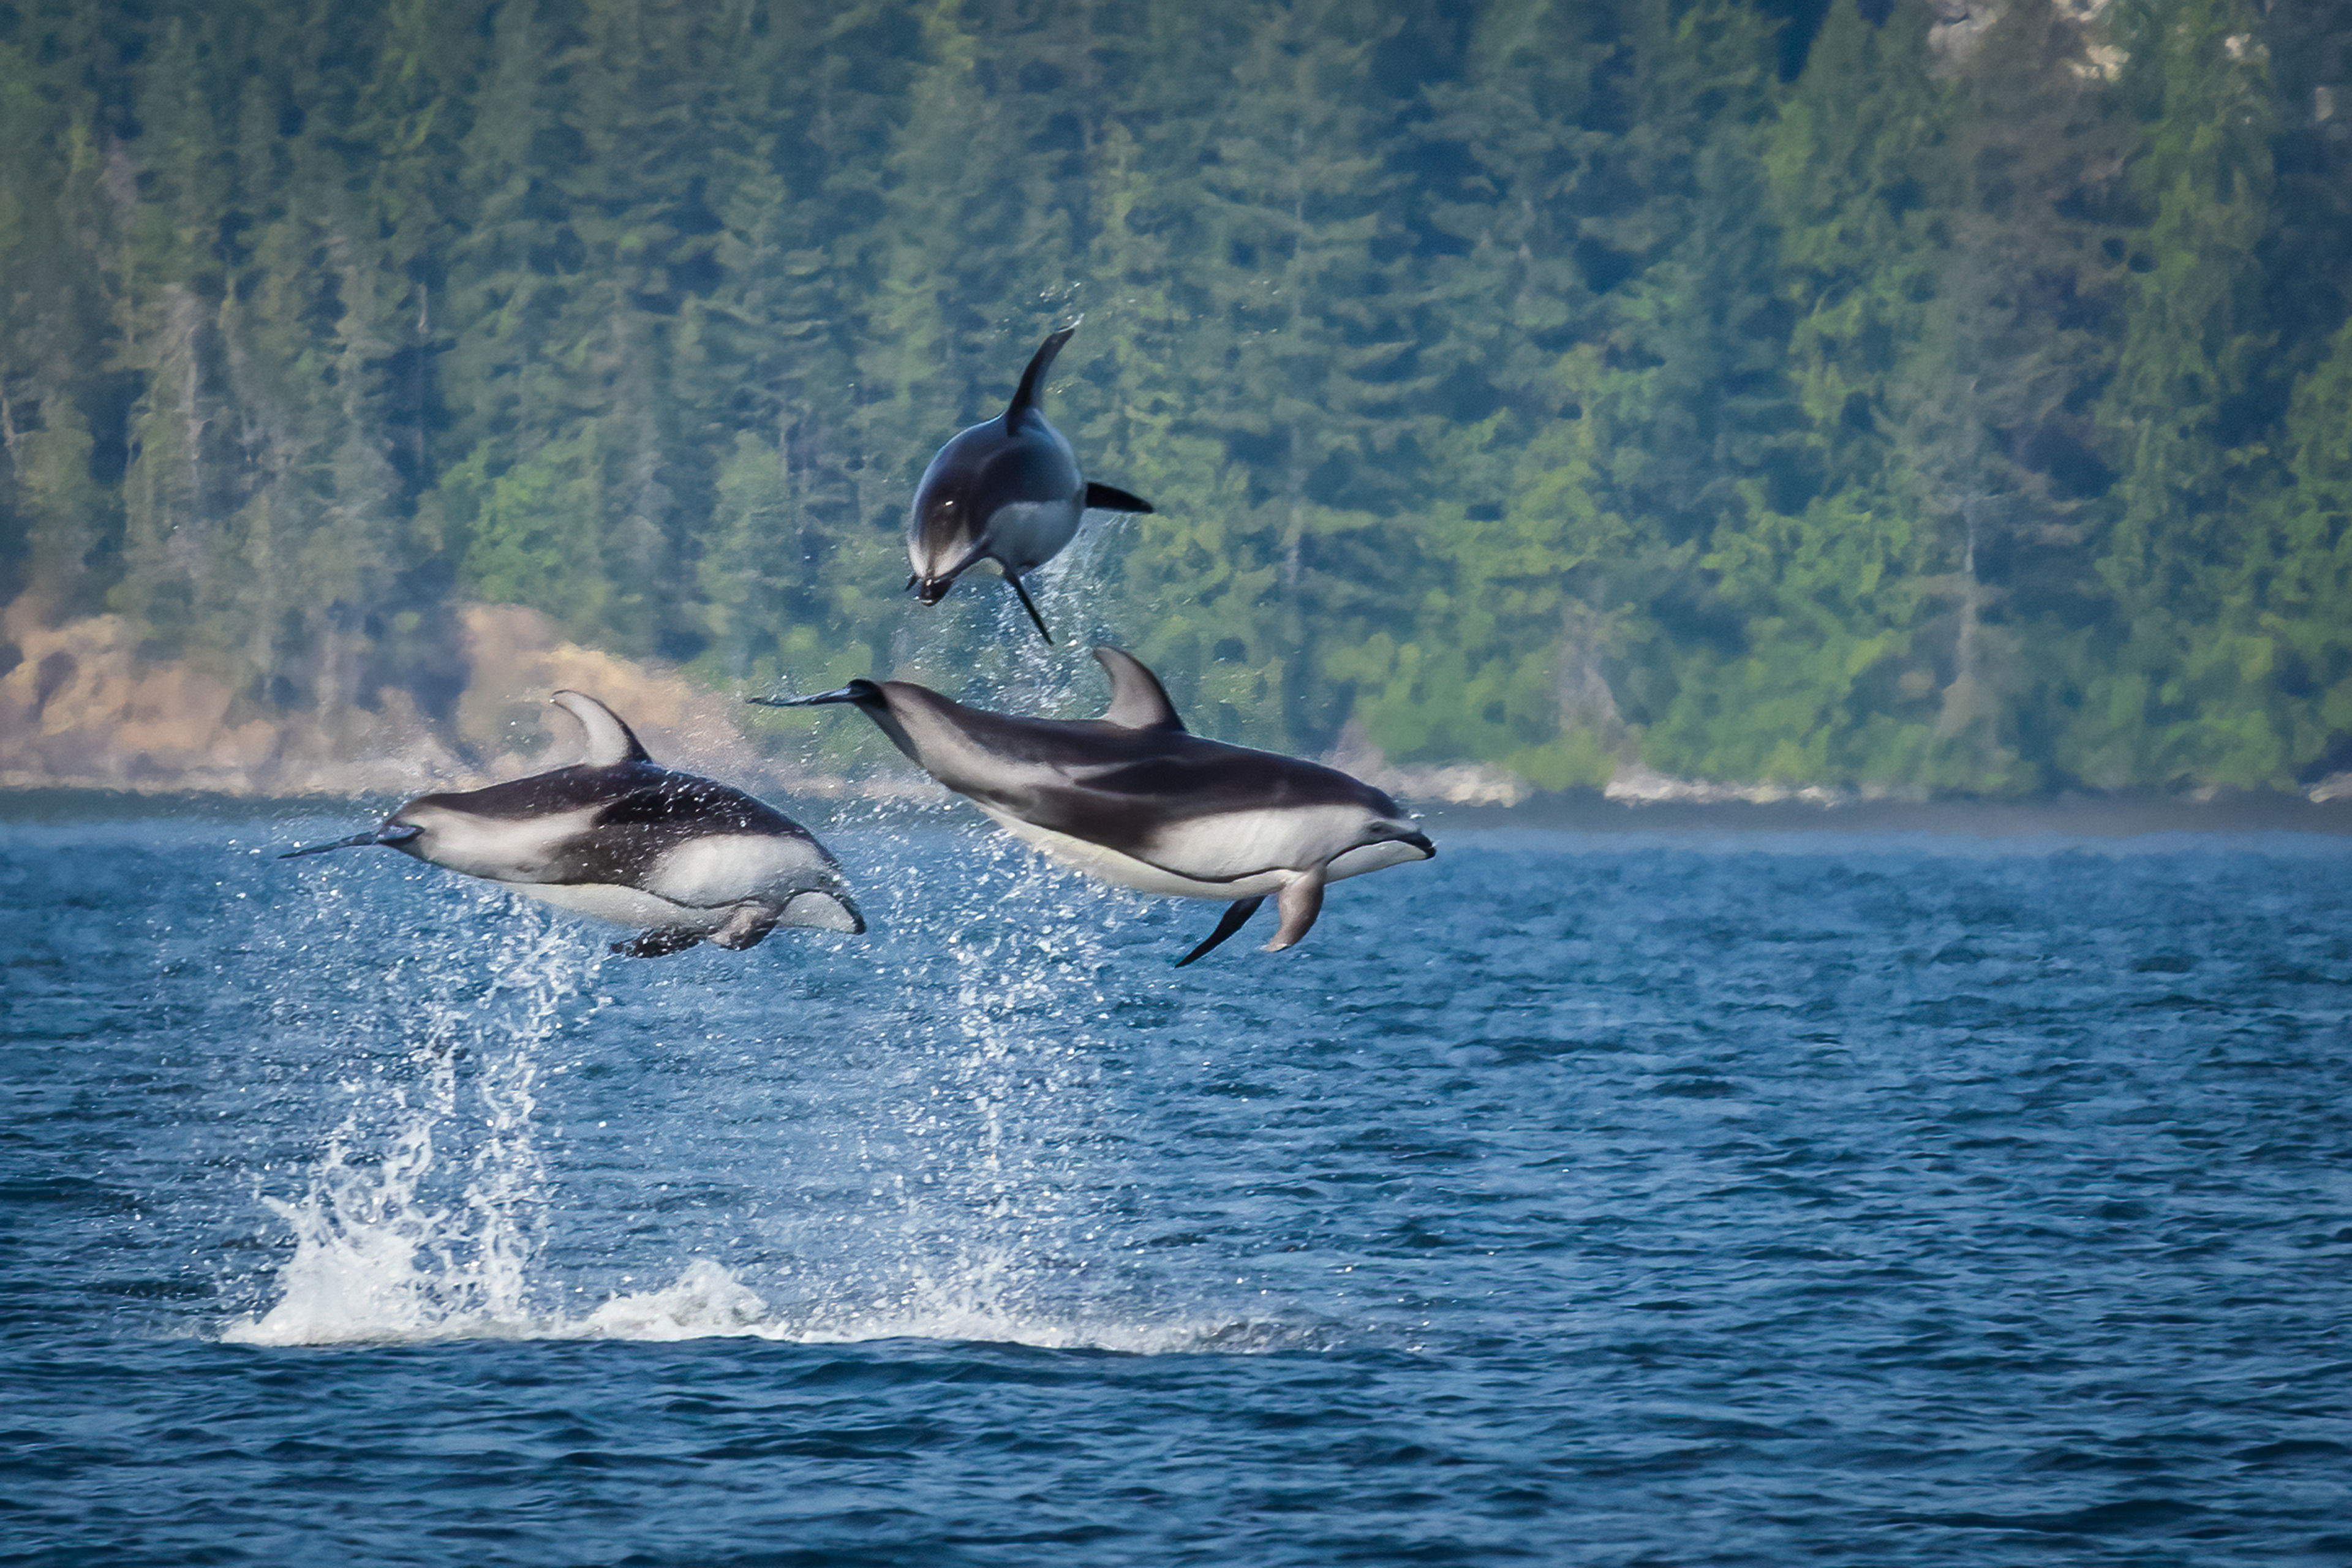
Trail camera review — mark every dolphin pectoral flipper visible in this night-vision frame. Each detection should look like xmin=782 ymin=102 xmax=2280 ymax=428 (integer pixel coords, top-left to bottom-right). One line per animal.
xmin=614 ymin=926 xmax=706 ymax=958
xmin=1175 ymin=896 xmax=1264 ymax=967
xmin=1265 ymin=867 xmax=1327 ymax=952
xmin=1083 ymin=482 xmax=1152 ymax=514
xmin=781 ymin=888 xmax=865 ymax=934
xmin=708 ymin=902 xmax=780 ymax=951
xmin=1004 ymin=570 xmax=1056 ymax=645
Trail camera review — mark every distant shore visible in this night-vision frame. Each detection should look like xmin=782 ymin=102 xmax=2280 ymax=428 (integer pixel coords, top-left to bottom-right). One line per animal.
xmin=1419 ymin=790 xmax=2352 ymax=838
xmin=14 ymin=597 xmax=2351 ymax=838
xmin=8 ymin=782 xmax=2351 ymax=840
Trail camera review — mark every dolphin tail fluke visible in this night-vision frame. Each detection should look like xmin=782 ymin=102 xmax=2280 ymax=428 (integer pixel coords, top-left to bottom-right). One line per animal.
xmin=1083 ymin=482 xmax=1153 ymax=514
xmin=1175 ymin=896 xmax=1265 ymax=967
xmin=1005 ymin=571 xmax=1055 ymax=644
xmin=1005 ymin=325 xmax=1077 ymax=427
xmin=1265 ymin=868 xmax=1327 ymax=952
xmin=278 ymin=823 xmax=422 ymax=859
xmin=708 ymin=903 xmax=780 ymax=951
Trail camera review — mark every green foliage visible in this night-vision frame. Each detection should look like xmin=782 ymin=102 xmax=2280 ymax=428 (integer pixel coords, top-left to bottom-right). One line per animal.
xmin=0 ymin=0 xmax=2345 ymax=793
xmin=2063 ymin=0 xmax=2280 ymax=785
xmin=2218 ymin=316 xmax=2352 ymax=780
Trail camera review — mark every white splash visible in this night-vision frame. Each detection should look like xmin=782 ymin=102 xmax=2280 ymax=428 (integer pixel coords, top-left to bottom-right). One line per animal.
xmin=232 ymin=1254 xmax=1330 ymax=1354
xmin=582 ymin=1259 xmax=1336 ymax=1354
xmin=225 ymin=909 xmax=595 ymax=1346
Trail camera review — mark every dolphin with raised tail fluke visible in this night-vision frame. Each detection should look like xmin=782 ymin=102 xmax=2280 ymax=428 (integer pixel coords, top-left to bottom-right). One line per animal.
xmin=905 ymin=324 xmax=1152 ymax=643
xmin=281 ymin=691 xmax=862 ymax=956
xmin=751 ymin=648 xmax=1431 ymax=963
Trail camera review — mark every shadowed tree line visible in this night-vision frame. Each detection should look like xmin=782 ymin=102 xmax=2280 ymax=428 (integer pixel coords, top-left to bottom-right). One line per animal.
xmin=1 ymin=0 xmax=2346 ymax=792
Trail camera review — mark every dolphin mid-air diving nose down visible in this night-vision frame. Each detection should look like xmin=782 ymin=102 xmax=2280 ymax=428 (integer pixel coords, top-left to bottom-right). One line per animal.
xmin=905 ymin=324 xmax=1153 ymax=644
xmin=280 ymin=691 xmax=863 ymax=956
xmin=752 ymin=647 xmax=1431 ymax=963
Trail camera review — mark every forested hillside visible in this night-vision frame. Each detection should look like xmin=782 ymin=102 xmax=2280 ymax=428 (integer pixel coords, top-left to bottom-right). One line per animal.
xmin=2 ymin=0 xmax=2348 ymax=794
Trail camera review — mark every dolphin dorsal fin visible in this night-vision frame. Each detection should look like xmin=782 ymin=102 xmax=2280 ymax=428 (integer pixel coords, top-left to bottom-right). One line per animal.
xmin=1005 ymin=324 xmax=1077 ymax=429
xmin=552 ymin=690 xmax=652 ymax=766
xmin=1092 ymin=646 xmax=1186 ymax=732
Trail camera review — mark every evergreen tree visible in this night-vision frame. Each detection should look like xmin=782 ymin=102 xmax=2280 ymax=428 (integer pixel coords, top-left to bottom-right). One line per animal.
xmin=0 ymin=34 xmax=118 ymax=616
xmin=1333 ymin=0 xmax=1627 ymax=786
xmin=2071 ymin=0 xmax=2275 ymax=786
xmin=1567 ymin=0 xmax=1825 ymax=783
xmin=1738 ymin=0 xmax=1965 ymax=788
xmin=1110 ymin=0 xmax=1442 ymax=747
xmin=1917 ymin=0 xmax=2140 ymax=788
xmin=2212 ymin=316 xmax=2352 ymax=784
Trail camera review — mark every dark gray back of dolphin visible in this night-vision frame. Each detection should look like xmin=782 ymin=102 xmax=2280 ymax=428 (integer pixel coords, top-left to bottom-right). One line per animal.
xmin=905 ymin=326 xmax=1154 ymax=644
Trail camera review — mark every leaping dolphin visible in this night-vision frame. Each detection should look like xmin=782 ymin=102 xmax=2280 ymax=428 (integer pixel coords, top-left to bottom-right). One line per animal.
xmin=905 ymin=325 xmax=1152 ymax=644
xmin=280 ymin=691 xmax=863 ymax=956
xmin=752 ymin=648 xmax=1431 ymax=963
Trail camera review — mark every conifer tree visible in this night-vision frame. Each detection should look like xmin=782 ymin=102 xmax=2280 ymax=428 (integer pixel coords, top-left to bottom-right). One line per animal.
xmin=1333 ymin=0 xmax=1626 ymax=785
xmin=2073 ymin=0 xmax=2275 ymax=786
xmin=1744 ymin=0 xmax=1968 ymax=787
xmin=690 ymin=0 xmax=918 ymax=703
xmin=2248 ymin=318 xmax=2352 ymax=781
xmin=1109 ymin=0 xmax=1436 ymax=746
xmin=0 ymin=37 xmax=117 ymax=616
xmin=1572 ymin=0 xmax=1824 ymax=783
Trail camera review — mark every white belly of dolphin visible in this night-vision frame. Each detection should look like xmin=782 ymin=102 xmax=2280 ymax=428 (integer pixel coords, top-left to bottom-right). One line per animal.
xmin=974 ymin=805 xmax=1414 ymax=900
xmin=978 ymin=807 xmax=1285 ymax=897
xmin=506 ymin=878 xmax=858 ymax=935
xmin=508 ymin=880 xmax=723 ymax=930
xmin=643 ymin=834 xmax=829 ymax=908
xmin=1325 ymin=838 xmax=1428 ymax=879
xmin=1140 ymin=804 xmax=1382 ymax=884
xmin=986 ymin=499 xmax=1081 ymax=573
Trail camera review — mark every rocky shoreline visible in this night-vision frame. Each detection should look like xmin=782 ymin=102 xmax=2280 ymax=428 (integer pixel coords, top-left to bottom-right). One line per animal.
xmin=0 ymin=600 xmax=874 ymax=802
xmin=6 ymin=597 xmax=2349 ymax=826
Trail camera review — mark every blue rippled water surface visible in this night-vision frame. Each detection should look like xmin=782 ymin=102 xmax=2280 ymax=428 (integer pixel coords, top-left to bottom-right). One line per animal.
xmin=4 ymin=807 xmax=2349 ymax=1566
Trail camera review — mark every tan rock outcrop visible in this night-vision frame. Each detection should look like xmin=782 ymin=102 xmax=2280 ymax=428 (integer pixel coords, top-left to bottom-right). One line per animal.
xmin=0 ymin=598 xmax=873 ymax=799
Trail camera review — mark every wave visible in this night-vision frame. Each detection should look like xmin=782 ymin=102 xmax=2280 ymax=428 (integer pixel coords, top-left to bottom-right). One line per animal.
xmin=227 ymin=1256 xmax=1341 ymax=1354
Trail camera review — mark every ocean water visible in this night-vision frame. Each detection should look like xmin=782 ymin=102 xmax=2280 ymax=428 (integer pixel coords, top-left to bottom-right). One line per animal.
xmin=4 ymin=807 xmax=2349 ymax=1566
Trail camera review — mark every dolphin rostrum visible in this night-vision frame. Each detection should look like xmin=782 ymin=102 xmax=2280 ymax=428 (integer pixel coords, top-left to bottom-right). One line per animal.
xmin=905 ymin=324 xmax=1152 ymax=643
xmin=281 ymin=691 xmax=863 ymax=956
xmin=751 ymin=648 xmax=1431 ymax=963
